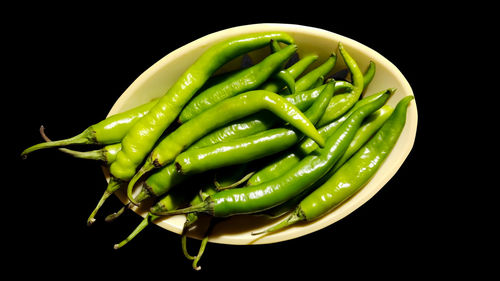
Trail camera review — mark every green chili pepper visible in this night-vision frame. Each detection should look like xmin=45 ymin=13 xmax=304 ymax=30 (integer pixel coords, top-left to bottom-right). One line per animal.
xmin=259 ymin=40 xmax=318 ymax=95
xmin=90 ymin=33 xmax=295 ymax=224
xmin=297 ymin=88 xmax=393 ymax=156
xmin=289 ymin=54 xmax=336 ymax=93
xmin=316 ymin=43 xmax=365 ymax=127
xmin=109 ymin=32 xmax=295 ymax=183
xmin=121 ymin=84 xmax=333 ymax=213
xmin=178 ymin=44 xmax=297 ymax=123
xmin=110 ymin=82 xmax=351 ymax=220
xmin=363 ymin=61 xmax=376 ymax=89
xmin=21 ymin=99 xmax=159 ymax=157
xmin=246 ymin=152 xmax=302 ymax=186
xmin=151 ymin=92 xmax=387 ymax=218
xmin=127 ymin=90 xmax=324 ymax=205
xmin=191 ymin=83 xmax=328 ymax=149
xmin=260 ymin=53 xmax=318 ymax=94
xmin=257 ymin=95 xmax=414 ymax=233
xmin=311 ymin=75 xmax=325 ymax=88
xmin=246 ymin=87 xmax=393 ymax=187
xmin=110 ymin=83 xmax=332 ymax=220
xmin=258 ymin=104 xmax=395 ymax=219
xmin=330 ymin=104 xmax=393 ymax=172
xmin=138 ymin=83 xmax=352 ymax=206
xmin=174 ymin=82 xmax=335 ymax=176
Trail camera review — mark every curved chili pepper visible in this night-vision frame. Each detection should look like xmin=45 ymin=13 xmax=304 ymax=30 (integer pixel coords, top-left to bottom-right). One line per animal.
xmin=258 ymin=104 xmax=395 ymax=219
xmin=247 ymin=89 xmax=393 ymax=186
xmin=117 ymin=84 xmax=333 ymax=215
xmin=256 ymin=95 xmax=414 ymax=233
xmin=316 ymin=43 xmax=365 ymax=127
xmin=111 ymin=82 xmax=334 ymax=221
xmin=109 ymin=32 xmax=295 ymax=183
xmin=330 ymin=104 xmax=394 ymax=172
xmin=260 ymin=40 xmax=318 ymax=95
xmin=178 ymin=44 xmax=297 ymax=123
xmin=190 ymin=77 xmax=330 ymax=150
xmin=246 ymin=152 xmax=301 ymax=186
xmin=297 ymin=88 xmax=393 ymax=155
xmin=127 ymin=90 xmax=324 ymax=205
xmin=21 ymin=98 xmax=159 ymax=157
xmin=174 ymin=82 xmax=335 ymax=176
xmin=363 ymin=61 xmax=376 ymax=89
xmin=246 ymin=58 xmax=383 ymax=187
xmin=260 ymin=53 xmax=319 ymax=93
xmin=293 ymin=54 xmax=336 ymax=93
xmin=151 ymin=92 xmax=387 ymax=218
xmin=89 ymin=33 xmax=295 ymax=224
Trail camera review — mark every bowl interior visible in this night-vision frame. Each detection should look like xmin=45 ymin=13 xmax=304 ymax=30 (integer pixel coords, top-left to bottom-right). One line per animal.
xmin=106 ymin=23 xmax=417 ymax=245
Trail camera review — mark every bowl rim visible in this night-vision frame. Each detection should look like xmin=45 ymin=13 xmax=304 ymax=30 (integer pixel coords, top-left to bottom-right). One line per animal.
xmin=106 ymin=23 xmax=417 ymax=245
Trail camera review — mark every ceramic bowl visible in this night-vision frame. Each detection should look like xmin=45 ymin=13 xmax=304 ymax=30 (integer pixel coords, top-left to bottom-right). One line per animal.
xmin=105 ymin=23 xmax=417 ymax=245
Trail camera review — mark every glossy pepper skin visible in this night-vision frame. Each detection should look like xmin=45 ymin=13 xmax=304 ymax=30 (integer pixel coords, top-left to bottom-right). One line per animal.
xmin=127 ymin=90 xmax=324 ymax=205
xmin=247 ymin=89 xmax=393 ymax=186
xmin=135 ymin=84 xmax=332 ymax=204
xmin=260 ymin=53 xmax=319 ymax=93
xmin=259 ymin=104 xmax=394 ymax=219
xmin=178 ymin=44 xmax=297 ymax=123
xmin=246 ymin=48 xmax=376 ymax=186
xmin=21 ymin=98 xmax=158 ymax=157
xmin=317 ymin=43 xmax=365 ymax=127
xmin=129 ymin=85 xmax=329 ymax=208
xmin=151 ymin=92 xmax=387 ymax=218
xmin=293 ymin=54 xmax=336 ymax=93
xmin=189 ymin=71 xmax=329 ymax=149
xmin=260 ymin=95 xmax=414 ymax=233
xmin=110 ymin=32 xmax=295 ymax=182
xmin=209 ymin=98 xmax=386 ymax=217
xmin=174 ymin=82 xmax=335 ymax=175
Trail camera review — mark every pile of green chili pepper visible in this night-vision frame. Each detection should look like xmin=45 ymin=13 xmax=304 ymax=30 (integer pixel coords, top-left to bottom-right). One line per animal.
xmin=21 ymin=31 xmax=414 ymax=271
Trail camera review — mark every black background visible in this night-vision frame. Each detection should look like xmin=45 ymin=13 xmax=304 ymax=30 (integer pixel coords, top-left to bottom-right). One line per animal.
xmin=6 ymin=3 xmax=488 ymax=279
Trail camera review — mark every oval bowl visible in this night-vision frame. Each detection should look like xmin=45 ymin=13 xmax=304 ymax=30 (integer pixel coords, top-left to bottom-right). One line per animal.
xmin=105 ymin=23 xmax=417 ymax=245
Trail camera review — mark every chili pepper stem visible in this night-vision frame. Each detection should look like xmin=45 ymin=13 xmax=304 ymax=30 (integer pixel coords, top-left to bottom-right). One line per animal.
xmin=106 ymin=185 xmax=153 ymax=222
xmin=58 ymin=147 xmax=105 ymax=161
xmin=21 ymin=127 xmax=95 ymax=158
xmin=192 ymin=235 xmax=209 ymax=271
xmin=87 ymin=178 xmax=123 ymax=226
xmin=39 ymin=125 xmax=106 ymax=161
xmin=87 ymin=191 xmax=111 ymax=226
xmin=114 ymin=213 xmax=159 ymax=249
xmin=127 ymin=161 xmax=156 ymax=206
xmin=182 ymin=213 xmax=200 ymax=260
xmin=252 ymin=207 xmax=305 ymax=235
xmin=182 ymin=234 xmax=196 ymax=260
xmin=151 ymin=201 xmax=213 ymax=216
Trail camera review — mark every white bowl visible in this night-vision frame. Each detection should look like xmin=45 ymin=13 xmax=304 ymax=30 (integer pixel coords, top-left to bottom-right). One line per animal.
xmin=105 ymin=23 xmax=417 ymax=245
